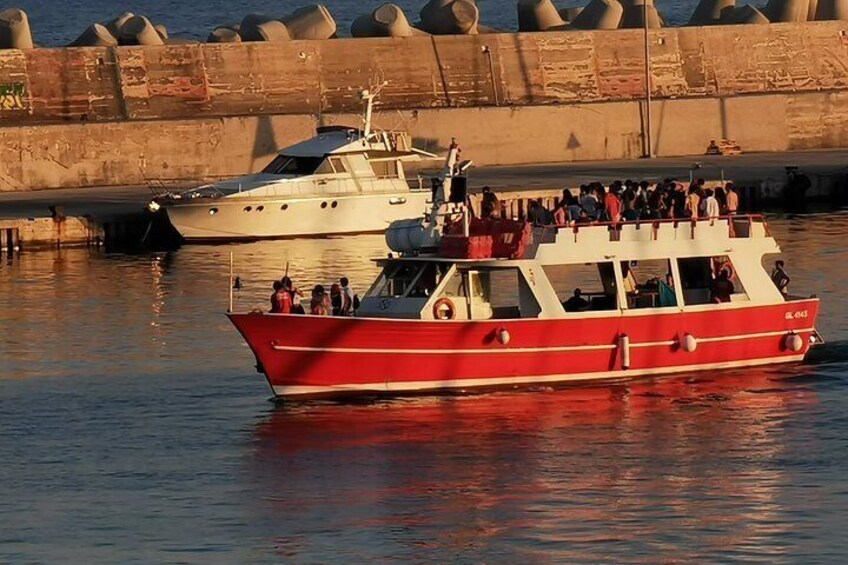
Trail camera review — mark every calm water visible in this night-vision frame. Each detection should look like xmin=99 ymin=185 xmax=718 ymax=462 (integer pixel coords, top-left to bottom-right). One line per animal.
xmin=2 ymin=212 xmax=848 ymax=563
xmin=18 ymin=0 xmax=698 ymax=46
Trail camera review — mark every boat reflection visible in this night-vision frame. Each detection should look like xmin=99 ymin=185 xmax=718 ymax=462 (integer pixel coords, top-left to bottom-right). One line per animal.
xmin=249 ymin=366 xmax=820 ymax=561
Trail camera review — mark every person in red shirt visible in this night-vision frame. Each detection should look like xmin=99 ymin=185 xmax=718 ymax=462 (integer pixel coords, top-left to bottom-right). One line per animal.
xmin=270 ymin=280 xmax=292 ymax=314
xmin=604 ymin=185 xmax=622 ymax=222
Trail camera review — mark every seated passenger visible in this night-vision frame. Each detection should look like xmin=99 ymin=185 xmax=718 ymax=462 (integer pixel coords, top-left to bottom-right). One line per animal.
xmin=709 ymin=269 xmax=735 ymax=303
xmin=563 ymin=288 xmax=590 ymax=312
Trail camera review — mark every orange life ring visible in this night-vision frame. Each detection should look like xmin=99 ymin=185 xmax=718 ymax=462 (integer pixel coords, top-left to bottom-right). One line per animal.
xmin=433 ymin=298 xmax=456 ymax=320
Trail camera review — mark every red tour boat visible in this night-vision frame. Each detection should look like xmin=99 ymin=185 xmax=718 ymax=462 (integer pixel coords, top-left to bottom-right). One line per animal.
xmin=229 ymin=152 xmax=822 ymax=400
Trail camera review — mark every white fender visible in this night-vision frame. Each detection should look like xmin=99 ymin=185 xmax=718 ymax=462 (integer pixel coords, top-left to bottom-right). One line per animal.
xmin=498 ymin=328 xmax=511 ymax=345
xmin=785 ymin=332 xmax=803 ymax=352
xmin=681 ymin=333 xmax=698 ymax=353
xmin=619 ymin=333 xmax=630 ymax=370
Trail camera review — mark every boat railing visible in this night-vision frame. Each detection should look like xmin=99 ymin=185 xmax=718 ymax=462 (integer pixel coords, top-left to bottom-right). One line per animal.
xmin=539 ymin=215 xmax=770 ymax=244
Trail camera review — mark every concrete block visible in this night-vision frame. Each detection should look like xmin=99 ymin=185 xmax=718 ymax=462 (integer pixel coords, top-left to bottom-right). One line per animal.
xmin=766 ymin=0 xmax=810 ymax=21
xmin=688 ymin=0 xmax=735 ymax=25
xmin=351 ymin=3 xmax=422 ymax=37
xmin=419 ymin=0 xmax=480 ymax=34
xmin=570 ymin=0 xmax=624 ymax=29
xmin=118 ymin=15 xmax=166 ymax=46
xmin=0 ymin=8 xmax=34 ymax=50
xmin=620 ymin=0 xmax=664 ymax=28
xmin=68 ymin=23 xmax=118 ymax=47
xmin=239 ymin=14 xmax=291 ymax=42
xmin=281 ymin=4 xmax=337 ymax=40
xmin=808 ymin=0 xmax=819 ymax=19
xmin=517 ymin=0 xmax=567 ymax=31
xmin=815 ymin=0 xmax=848 ymax=19
xmin=104 ymin=12 xmax=134 ymax=39
xmin=722 ymin=5 xmax=771 ymax=23
xmin=559 ymin=6 xmax=584 ymax=21
xmin=154 ymin=24 xmax=169 ymax=40
xmin=208 ymin=26 xmax=242 ymax=43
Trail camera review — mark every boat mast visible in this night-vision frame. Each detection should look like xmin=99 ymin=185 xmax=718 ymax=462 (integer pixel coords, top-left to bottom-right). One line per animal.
xmin=360 ymin=81 xmax=387 ymax=138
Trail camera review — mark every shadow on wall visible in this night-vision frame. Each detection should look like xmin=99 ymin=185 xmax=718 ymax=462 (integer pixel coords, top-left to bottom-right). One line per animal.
xmin=251 ymin=114 xmax=279 ymax=172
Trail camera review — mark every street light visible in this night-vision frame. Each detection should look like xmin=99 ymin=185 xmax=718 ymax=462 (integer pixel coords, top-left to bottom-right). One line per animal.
xmin=643 ymin=1 xmax=654 ymax=159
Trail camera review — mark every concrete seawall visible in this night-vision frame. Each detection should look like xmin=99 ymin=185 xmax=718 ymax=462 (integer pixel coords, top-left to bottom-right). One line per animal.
xmin=1 ymin=21 xmax=848 ymax=190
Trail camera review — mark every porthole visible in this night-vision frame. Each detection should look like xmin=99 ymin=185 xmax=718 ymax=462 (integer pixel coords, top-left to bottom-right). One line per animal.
xmin=209 ymin=208 xmax=218 ymax=215
xmin=281 ymin=204 xmax=289 ymax=211
xmin=244 ymin=206 xmax=252 ymax=212
xmin=320 ymin=201 xmax=328 ymax=209
xmin=331 ymin=201 xmax=338 ymax=209
xmin=257 ymin=205 xmax=265 ymax=212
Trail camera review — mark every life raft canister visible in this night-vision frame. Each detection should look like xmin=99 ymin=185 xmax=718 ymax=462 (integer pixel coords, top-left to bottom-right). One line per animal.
xmin=433 ymin=297 xmax=456 ymax=320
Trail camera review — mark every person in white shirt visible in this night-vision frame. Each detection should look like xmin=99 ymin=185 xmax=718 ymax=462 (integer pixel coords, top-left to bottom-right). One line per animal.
xmin=704 ymin=188 xmax=720 ymax=219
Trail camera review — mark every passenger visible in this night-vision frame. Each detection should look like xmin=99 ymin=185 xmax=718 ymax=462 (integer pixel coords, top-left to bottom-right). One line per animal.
xmin=527 ymin=200 xmax=552 ymax=226
xmin=563 ymin=288 xmax=590 ymax=312
xmin=685 ymin=186 xmax=700 ymax=218
xmin=310 ymin=284 xmax=331 ymax=316
xmin=282 ymin=276 xmax=305 ymax=314
xmin=330 ymin=283 xmax=343 ymax=316
xmin=565 ymin=192 xmax=582 ymax=222
xmin=574 ymin=209 xmax=593 ymax=225
xmin=480 ymin=186 xmax=500 ymax=219
xmin=604 ymin=185 xmax=622 ymax=222
xmin=553 ymin=198 xmax=568 ymax=225
xmin=709 ymin=269 xmax=735 ymax=303
xmin=578 ymin=185 xmax=598 ymax=219
xmin=725 ymin=183 xmax=739 ymax=215
xmin=704 ymin=188 xmax=720 ymax=218
xmin=714 ymin=185 xmax=727 ymax=214
xmin=771 ymin=260 xmax=790 ymax=296
xmin=271 ymin=280 xmax=292 ymax=314
xmin=340 ymin=277 xmax=356 ymax=315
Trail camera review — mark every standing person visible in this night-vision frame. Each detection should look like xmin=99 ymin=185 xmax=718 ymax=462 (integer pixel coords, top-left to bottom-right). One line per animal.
xmin=330 ymin=283 xmax=343 ymax=316
xmin=725 ymin=183 xmax=739 ymax=215
xmin=604 ymin=185 xmax=622 ymax=222
xmin=340 ymin=277 xmax=356 ymax=316
xmin=709 ymin=269 xmax=735 ymax=303
xmin=685 ymin=186 xmax=701 ymax=218
xmin=480 ymin=186 xmax=500 ymax=219
xmin=310 ymin=285 xmax=331 ymax=316
xmin=270 ymin=280 xmax=292 ymax=314
xmin=714 ymin=185 xmax=727 ymax=214
xmin=553 ymin=198 xmax=568 ymax=225
xmin=704 ymin=188 xmax=720 ymax=219
xmin=578 ymin=185 xmax=598 ymax=220
xmin=771 ymin=260 xmax=791 ymax=296
xmin=282 ymin=276 xmax=305 ymax=314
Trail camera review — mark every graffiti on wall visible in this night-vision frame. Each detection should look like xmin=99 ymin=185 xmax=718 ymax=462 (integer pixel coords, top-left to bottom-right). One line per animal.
xmin=0 ymin=82 xmax=27 ymax=111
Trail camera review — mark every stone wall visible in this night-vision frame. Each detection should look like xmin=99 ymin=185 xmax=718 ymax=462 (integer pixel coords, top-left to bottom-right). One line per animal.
xmin=1 ymin=21 xmax=848 ymax=190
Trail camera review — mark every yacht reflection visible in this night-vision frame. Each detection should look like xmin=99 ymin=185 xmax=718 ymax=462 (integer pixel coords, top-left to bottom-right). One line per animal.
xmin=250 ymin=366 xmax=819 ymax=559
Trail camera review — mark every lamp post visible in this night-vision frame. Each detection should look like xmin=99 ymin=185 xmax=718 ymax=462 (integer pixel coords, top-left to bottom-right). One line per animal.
xmin=643 ymin=1 xmax=654 ymax=159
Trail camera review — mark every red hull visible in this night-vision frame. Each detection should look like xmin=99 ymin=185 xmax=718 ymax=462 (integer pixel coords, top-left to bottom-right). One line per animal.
xmin=228 ymin=299 xmax=820 ymax=399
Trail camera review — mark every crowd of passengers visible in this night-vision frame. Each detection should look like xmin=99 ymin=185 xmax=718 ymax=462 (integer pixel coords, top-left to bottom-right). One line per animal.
xmin=270 ymin=276 xmax=358 ymax=316
xmin=481 ymin=178 xmax=741 ymax=226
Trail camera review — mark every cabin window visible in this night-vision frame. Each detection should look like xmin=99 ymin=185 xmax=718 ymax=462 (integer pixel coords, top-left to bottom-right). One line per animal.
xmin=261 ymin=155 xmax=329 ymax=176
xmin=467 ymin=268 xmax=541 ymax=319
xmin=329 ymin=157 xmax=347 ymax=173
xmin=542 ymin=262 xmax=619 ymax=312
xmin=619 ymin=260 xmax=677 ymax=309
xmin=678 ymin=256 xmax=747 ymax=305
xmin=371 ymin=160 xmax=399 ymax=179
xmin=367 ymin=262 xmax=449 ymax=299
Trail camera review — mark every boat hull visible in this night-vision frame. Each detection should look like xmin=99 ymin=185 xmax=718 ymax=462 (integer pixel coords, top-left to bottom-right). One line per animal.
xmin=228 ymin=299 xmax=820 ymax=399
xmin=165 ymin=191 xmax=430 ymax=240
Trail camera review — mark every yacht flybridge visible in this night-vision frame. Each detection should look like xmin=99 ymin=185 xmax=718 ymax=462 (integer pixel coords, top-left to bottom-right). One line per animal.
xmin=149 ymin=87 xmax=440 ymax=241
xmin=228 ymin=161 xmax=823 ymax=400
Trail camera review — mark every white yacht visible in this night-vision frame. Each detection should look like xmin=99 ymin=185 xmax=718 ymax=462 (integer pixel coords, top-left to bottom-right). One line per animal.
xmin=149 ymin=89 xmax=439 ymax=241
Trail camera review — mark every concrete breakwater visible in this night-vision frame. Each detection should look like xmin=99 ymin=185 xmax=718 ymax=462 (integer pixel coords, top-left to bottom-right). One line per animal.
xmin=0 ymin=21 xmax=847 ymax=191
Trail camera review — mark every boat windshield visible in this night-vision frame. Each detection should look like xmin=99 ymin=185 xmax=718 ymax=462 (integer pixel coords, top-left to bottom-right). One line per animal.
xmin=261 ymin=155 xmax=330 ymax=176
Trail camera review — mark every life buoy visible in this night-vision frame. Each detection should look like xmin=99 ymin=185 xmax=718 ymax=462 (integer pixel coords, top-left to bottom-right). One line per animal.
xmin=433 ymin=298 xmax=456 ymax=320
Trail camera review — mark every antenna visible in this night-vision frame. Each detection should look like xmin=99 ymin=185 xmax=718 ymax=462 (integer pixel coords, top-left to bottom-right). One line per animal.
xmin=360 ymin=80 xmax=388 ymax=138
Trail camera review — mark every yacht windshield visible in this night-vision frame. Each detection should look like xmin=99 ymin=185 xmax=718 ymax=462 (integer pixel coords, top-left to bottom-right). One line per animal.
xmin=262 ymin=155 xmax=327 ymax=175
